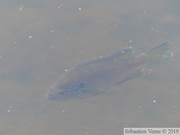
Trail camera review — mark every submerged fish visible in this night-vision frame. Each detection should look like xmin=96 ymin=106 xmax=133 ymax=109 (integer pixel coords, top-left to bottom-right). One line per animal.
xmin=46 ymin=42 xmax=173 ymax=101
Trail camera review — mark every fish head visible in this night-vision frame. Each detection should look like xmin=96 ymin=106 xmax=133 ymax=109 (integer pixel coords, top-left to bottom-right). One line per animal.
xmin=46 ymin=81 xmax=87 ymax=101
xmin=46 ymin=69 xmax=101 ymax=101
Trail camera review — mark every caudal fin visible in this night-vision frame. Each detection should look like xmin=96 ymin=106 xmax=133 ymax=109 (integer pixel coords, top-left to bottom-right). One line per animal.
xmin=142 ymin=42 xmax=174 ymax=65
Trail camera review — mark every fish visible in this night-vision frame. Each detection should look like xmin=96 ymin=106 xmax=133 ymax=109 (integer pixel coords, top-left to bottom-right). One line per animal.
xmin=46 ymin=42 xmax=173 ymax=101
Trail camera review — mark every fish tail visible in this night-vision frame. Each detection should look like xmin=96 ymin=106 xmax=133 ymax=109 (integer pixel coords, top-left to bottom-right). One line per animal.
xmin=142 ymin=42 xmax=174 ymax=65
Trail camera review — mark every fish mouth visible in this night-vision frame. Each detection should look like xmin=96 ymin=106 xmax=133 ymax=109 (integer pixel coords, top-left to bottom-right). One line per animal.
xmin=45 ymin=93 xmax=57 ymax=100
xmin=45 ymin=92 xmax=56 ymax=100
xmin=45 ymin=92 xmax=67 ymax=101
xmin=45 ymin=89 xmax=64 ymax=101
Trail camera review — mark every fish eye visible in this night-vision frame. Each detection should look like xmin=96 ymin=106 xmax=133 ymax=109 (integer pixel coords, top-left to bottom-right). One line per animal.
xmin=58 ymin=91 xmax=65 ymax=95
xmin=79 ymin=83 xmax=85 ymax=88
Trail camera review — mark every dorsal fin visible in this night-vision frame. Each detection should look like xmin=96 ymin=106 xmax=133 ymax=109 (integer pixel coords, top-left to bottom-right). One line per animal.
xmin=110 ymin=47 xmax=134 ymax=60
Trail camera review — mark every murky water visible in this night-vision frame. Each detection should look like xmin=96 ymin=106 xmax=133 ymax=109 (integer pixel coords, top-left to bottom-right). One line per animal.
xmin=0 ymin=0 xmax=179 ymax=135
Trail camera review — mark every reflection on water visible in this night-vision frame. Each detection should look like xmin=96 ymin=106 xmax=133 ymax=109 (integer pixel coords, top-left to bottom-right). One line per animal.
xmin=0 ymin=0 xmax=179 ymax=134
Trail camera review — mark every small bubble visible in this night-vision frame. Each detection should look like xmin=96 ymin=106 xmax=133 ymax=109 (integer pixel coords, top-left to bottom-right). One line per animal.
xmin=107 ymin=96 xmax=111 ymax=99
xmin=58 ymin=4 xmax=63 ymax=8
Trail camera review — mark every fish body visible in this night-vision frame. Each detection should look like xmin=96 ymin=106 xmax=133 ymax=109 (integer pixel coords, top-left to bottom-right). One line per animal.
xmin=46 ymin=42 xmax=173 ymax=101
